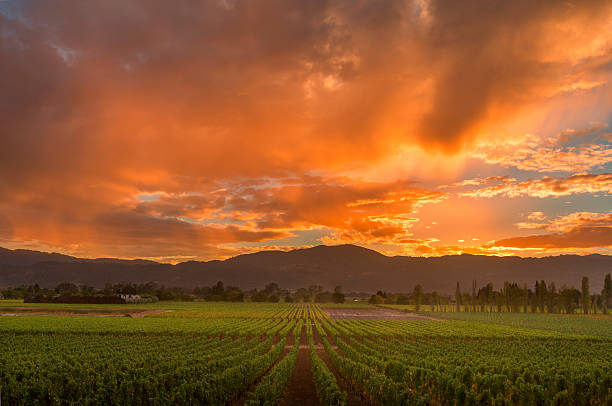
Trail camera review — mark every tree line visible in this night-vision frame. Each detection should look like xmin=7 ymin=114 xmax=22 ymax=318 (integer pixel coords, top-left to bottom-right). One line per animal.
xmin=0 ymin=281 xmax=346 ymax=303
xmin=370 ymin=274 xmax=612 ymax=314
xmin=2 ymin=274 xmax=610 ymax=312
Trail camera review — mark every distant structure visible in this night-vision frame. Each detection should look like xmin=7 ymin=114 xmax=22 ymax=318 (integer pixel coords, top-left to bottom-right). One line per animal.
xmin=119 ymin=294 xmax=142 ymax=303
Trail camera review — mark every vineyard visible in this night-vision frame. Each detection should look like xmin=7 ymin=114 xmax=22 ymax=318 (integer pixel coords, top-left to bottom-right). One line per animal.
xmin=0 ymin=302 xmax=610 ymax=405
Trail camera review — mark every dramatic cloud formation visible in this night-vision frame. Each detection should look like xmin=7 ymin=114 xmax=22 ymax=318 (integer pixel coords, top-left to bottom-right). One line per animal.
xmin=457 ymin=174 xmax=612 ymax=199
xmin=473 ymin=128 xmax=612 ymax=173
xmin=495 ymin=212 xmax=612 ymax=249
xmin=1 ymin=0 xmax=611 ymax=260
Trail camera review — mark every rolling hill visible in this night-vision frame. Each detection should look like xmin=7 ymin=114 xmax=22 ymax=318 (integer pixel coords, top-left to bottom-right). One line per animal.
xmin=0 ymin=244 xmax=610 ymax=293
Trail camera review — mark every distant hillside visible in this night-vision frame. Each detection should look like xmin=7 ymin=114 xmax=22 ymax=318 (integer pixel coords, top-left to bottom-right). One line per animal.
xmin=0 ymin=244 xmax=610 ymax=293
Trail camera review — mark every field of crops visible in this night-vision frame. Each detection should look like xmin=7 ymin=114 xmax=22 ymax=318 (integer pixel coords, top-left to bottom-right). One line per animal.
xmin=415 ymin=310 xmax=612 ymax=338
xmin=0 ymin=302 xmax=610 ymax=405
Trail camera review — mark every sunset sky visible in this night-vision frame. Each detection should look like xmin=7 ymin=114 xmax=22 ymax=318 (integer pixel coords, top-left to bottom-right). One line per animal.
xmin=0 ymin=0 xmax=611 ymax=262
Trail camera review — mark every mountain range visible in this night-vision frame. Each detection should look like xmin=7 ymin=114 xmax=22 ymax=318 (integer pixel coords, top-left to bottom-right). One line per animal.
xmin=1 ymin=245 xmax=611 ymax=294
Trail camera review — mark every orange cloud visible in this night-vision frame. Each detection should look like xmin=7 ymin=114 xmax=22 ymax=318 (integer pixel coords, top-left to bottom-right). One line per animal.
xmin=527 ymin=211 xmax=546 ymax=221
xmin=473 ymin=128 xmax=612 ymax=173
xmin=495 ymin=212 xmax=612 ymax=249
xmin=459 ymin=173 xmax=612 ymax=199
xmin=0 ymin=174 xmax=446 ymax=258
xmin=1 ymin=1 xmax=612 ymax=259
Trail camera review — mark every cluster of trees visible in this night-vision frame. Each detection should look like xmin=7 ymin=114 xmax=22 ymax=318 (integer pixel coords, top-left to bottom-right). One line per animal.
xmin=5 ymin=275 xmax=609 ymax=311
xmin=1 ymin=283 xmax=103 ymax=300
xmin=369 ymin=274 xmax=612 ymax=314
xmin=0 ymin=282 xmax=185 ymax=302
xmin=0 ymin=281 xmax=346 ymax=303
xmin=100 ymin=282 xmax=193 ymax=301
xmin=369 ymin=286 xmax=431 ymax=308
xmin=193 ymin=281 xmax=244 ymax=302
xmin=249 ymin=283 xmax=345 ymax=303
xmin=452 ymin=275 xmax=611 ymax=314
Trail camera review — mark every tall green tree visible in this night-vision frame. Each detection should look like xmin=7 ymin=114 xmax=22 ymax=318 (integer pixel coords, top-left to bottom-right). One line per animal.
xmin=548 ymin=282 xmax=556 ymax=313
xmin=581 ymin=276 xmax=590 ymax=315
xmin=602 ymin=273 xmax=611 ymax=315
xmin=539 ymin=280 xmax=548 ymax=312
xmin=413 ymin=284 xmax=423 ymax=311
xmin=503 ymin=281 xmax=511 ymax=312
xmin=471 ymin=280 xmax=477 ymax=312
xmin=431 ymin=291 xmax=438 ymax=311
xmin=332 ymin=285 xmax=345 ymax=304
xmin=455 ymin=282 xmax=461 ymax=312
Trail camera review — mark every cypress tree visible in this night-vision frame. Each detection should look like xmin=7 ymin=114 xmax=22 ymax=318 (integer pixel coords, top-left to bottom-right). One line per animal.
xmin=455 ymin=282 xmax=461 ymax=312
xmin=413 ymin=284 xmax=423 ymax=311
xmin=472 ymin=280 xmax=477 ymax=312
xmin=602 ymin=273 xmax=611 ymax=315
xmin=581 ymin=276 xmax=590 ymax=315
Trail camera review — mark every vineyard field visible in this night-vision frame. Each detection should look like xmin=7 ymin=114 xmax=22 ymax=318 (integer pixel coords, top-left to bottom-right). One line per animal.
xmin=417 ymin=310 xmax=612 ymax=339
xmin=0 ymin=302 xmax=610 ymax=405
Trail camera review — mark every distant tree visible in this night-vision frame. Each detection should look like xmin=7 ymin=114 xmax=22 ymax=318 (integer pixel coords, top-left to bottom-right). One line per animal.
xmin=455 ymin=282 xmax=461 ymax=312
xmin=267 ymin=294 xmax=280 ymax=303
xmin=55 ymin=282 xmax=79 ymax=296
xmin=77 ymin=285 xmax=95 ymax=296
xmin=263 ymin=282 xmax=279 ymax=295
xmin=548 ymin=282 xmax=557 ymax=313
xmin=308 ymin=285 xmax=323 ymax=299
xmin=225 ymin=286 xmax=244 ymax=302
xmin=502 ymin=281 xmax=509 ymax=311
xmin=431 ymin=291 xmax=438 ymax=311
xmin=413 ymin=284 xmax=423 ymax=311
xmin=369 ymin=294 xmax=385 ymax=304
xmin=559 ymin=286 xmax=580 ymax=314
xmin=251 ymin=291 xmax=268 ymax=302
xmin=462 ymin=293 xmax=472 ymax=311
xmin=603 ymin=273 xmax=611 ymax=315
xmin=193 ymin=286 xmax=211 ymax=299
xmin=211 ymin=281 xmax=225 ymax=296
xmin=538 ymin=280 xmax=547 ymax=313
xmin=396 ymin=294 xmax=410 ymax=305
xmin=471 ymin=280 xmax=477 ymax=312
xmin=284 ymin=295 xmax=294 ymax=303
xmin=314 ymin=291 xmax=332 ymax=303
xmin=376 ymin=290 xmax=387 ymax=298
xmin=493 ymin=291 xmax=503 ymax=312
xmin=477 ymin=284 xmax=493 ymax=312
xmin=529 ymin=284 xmax=537 ymax=313
xmin=486 ymin=283 xmax=493 ymax=312
xmin=28 ymin=284 xmax=41 ymax=295
xmin=295 ymin=288 xmax=312 ymax=302
xmin=582 ymin=276 xmax=590 ymax=314
xmin=332 ymin=286 xmax=345 ymax=304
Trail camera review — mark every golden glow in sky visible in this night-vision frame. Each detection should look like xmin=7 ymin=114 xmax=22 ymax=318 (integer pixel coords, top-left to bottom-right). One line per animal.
xmin=0 ymin=0 xmax=611 ymax=262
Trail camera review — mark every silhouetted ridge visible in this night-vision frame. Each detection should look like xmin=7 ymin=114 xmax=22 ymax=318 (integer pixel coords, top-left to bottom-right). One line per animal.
xmin=0 ymin=245 xmax=610 ymax=293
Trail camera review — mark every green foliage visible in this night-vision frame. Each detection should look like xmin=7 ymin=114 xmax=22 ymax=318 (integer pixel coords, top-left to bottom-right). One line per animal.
xmin=0 ymin=302 xmax=609 ymax=406
xmin=245 ymin=340 xmax=299 ymax=406
xmin=309 ymin=336 xmax=346 ymax=405
xmin=418 ymin=311 xmax=612 ymax=339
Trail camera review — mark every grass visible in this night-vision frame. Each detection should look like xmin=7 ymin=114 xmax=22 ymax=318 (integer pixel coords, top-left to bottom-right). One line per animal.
xmin=419 ymin=310 xmax=612 ymax=339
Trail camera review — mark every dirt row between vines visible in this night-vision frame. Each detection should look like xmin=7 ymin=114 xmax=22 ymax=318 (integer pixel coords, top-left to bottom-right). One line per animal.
xmin=277 ymin=324 xmax=319 ymax=406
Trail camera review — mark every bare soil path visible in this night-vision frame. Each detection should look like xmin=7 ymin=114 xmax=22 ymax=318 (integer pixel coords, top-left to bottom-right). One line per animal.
xmin=278 ymin=324 xmax=320 ymax=406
